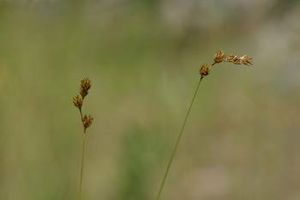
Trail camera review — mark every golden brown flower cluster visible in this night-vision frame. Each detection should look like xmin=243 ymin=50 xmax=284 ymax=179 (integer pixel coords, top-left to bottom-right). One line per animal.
xmin=73 ymin=78 xmax=93 ymax=133
xmin=226 ymin=54 xmax=252 ymax=65
xmin=200 ymin=50 xmax=253 ymax=79
xmin=73 ymin=95 xmax=83 ymax=109
xmin=213 ymin=50 xmax=226 ymax=64
xmin=80 ymin=78 xmax=91 ymax=99
xmin=199 ymin=64 xmax=211 ymax=77
xmin=82 ymin=115 xmax=93 ymax=130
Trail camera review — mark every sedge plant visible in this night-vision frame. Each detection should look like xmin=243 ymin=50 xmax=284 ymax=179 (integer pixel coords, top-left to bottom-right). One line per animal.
xmin=156 ymin=50 xmax=253 ymax=200
xmin=73 ymin=78 xmax=94 ymax=200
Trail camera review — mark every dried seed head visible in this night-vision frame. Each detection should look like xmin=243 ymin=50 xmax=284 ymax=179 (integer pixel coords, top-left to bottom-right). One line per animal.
xmin=199 ymin=64 xmax=211 ymax=78
xmin=214 ymin=50 xmax=225 ymax=64
xmin=73 ymin=95 xmax=83 ymax=109
xmin=240 ymin=55 xmax=253 ymax=65
xmin=80 ymin=78 xmax=91 ymax=99
xmin=225 ymin=54 xmax=252 ymax=66
xmin=226 ymin=55 xmax=239 ymax=64
xmin=82 ymin=114 xmax=93 ymax=131
xmin=197 ymin=50 xmax=252 ymax=79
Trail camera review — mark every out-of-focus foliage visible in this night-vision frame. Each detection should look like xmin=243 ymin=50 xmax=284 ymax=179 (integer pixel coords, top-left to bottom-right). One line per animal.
xmin=0 ymin=0 xmax=300 ymax=200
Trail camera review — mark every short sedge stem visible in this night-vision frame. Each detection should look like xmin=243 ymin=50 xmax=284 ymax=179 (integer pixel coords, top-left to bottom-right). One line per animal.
xmin=79 ymin=133 xmax=87 ymax=200
xmin=156 ymin=77 xmax=203 ymax=200
xmin=79 ymin=108 xmax=83 ymax=122
xmin=79 ymin=108 xmax=87 ymax=134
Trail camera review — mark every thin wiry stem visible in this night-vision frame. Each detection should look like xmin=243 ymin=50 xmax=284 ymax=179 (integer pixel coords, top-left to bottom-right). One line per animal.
xmin=73 ymin=78 xmax=93 ymax=200
xmin=156 ymin=77 xmax=203 ymax=200
xmin=78 ymin=108 xmax=87 ymax=200
xmin=79 ymin=133 xmax=87 ymax=200
xmin=79 ymin=108 xmax=85 ymax=133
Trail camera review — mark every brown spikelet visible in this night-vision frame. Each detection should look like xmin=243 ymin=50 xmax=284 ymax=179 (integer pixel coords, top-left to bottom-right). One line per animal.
xmin=239 ymin=55 xmax=253 ymax=65
xmin=82 ymin=115 xmax=93 ymax=131
xmin=225 ymin=54 xmax=253 ymax=65
xmin=73 ymin=95 xmax=83 ymax=109
xmin=80 ymin=78 xmax=91 ymax=99
xmin=199 ymin=64 xmax=211 ymax=79
xmin=214 ymin=50 xmax=225 ymax=64
xmin=226 ymin=55 xmax=239 ymax=64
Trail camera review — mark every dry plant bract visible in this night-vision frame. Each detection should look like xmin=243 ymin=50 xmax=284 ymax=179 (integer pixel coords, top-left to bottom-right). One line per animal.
xmin=73 ymin=78 xmax=93 ymax=200
xmin=156 ymin=51 xmax=253 ymax=200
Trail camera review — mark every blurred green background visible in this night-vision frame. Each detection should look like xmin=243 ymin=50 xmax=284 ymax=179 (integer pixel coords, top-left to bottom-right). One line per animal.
xmin=0 ymin=0 xmax=300 ymax=200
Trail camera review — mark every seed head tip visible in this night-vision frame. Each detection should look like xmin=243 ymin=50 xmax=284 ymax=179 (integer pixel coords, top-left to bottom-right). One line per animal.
xmin=80 ymin=78 xmax=92 ymax=99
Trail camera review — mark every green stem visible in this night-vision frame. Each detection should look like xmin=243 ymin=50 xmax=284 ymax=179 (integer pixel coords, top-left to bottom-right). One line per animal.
xmin=79 ymin=133 xmax=87 ymax=200
xmin=156 ymin=77 xmax=203 ymax=200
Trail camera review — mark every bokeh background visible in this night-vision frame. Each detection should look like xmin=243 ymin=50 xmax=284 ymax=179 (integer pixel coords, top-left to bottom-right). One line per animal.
xmin=0 ymin=0 xmax=300 ymax=200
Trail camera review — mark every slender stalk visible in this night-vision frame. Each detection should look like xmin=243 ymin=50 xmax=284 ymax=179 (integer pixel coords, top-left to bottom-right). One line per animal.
xmin=79 ymin=106 xmax=87 ymax=200
xmin=73 ymin=78 xmax=93 ymax=200
xmin=156 ymin=77 xmax=203 ymax=200
xmin=79 ymin=133 xmax=87 ymax=200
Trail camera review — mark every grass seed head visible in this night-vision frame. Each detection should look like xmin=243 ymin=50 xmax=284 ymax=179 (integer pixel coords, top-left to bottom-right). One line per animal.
xmin=82 ymin=114 xmax=93 ymax=131
xmin=225 ymin=54 xmax=252 ymax=65
xmin=199 ymin=64 xmax=211 ymax=78
xmin=214 ymin=50 xmax=225 ymax=64
xmin=199 ymin=50 xmax=253 ymax=79
xmin=80 ymin=78 xmax=92 ymax=99
xmin=239 ymin=55 xmax=253 ymax=65
xmin=73 ymin=78 xmax=94 ymax=134
xmin=73 ymin=95 xmax=83 ymax=109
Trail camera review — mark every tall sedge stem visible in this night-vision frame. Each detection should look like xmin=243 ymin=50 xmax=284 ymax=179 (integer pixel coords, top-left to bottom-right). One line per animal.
xmin=79 ymin=133 xmax=87 ymax=200
xmin=72 ymin=78 xmax=93 ymax=200
xmin=156 ymin=77 xmax=203 ymax=200
xmin=155 ymin=50 xmax=253 ymax=200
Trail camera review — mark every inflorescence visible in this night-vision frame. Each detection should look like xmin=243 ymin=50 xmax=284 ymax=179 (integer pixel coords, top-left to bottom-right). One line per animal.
xmin=73 ymin=78 xmax=93 ymax=133
xmin=200 ymin=50 xmax=253 ymax=79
